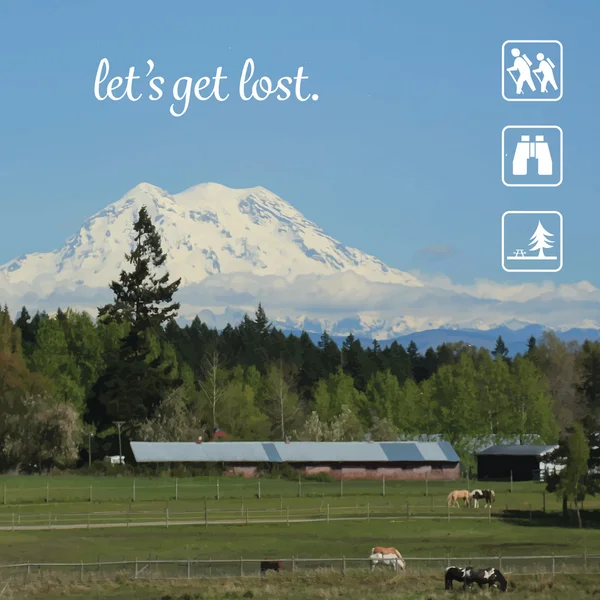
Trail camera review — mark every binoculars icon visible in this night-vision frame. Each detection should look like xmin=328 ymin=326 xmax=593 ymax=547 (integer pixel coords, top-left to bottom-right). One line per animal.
xmin=512 ymin=135 xmax=552 ymax=176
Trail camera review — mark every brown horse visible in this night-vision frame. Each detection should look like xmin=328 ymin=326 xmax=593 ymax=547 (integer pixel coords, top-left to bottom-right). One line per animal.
xmin=447 ymin=489 xmax=470 ymax=507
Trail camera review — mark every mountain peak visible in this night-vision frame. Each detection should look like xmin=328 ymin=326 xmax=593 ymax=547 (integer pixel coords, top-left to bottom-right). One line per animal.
xmin=0 ymin=181 xmax=420 ymax=293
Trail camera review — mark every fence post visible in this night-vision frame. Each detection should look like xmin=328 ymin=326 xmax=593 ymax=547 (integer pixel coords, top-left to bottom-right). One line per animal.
xmin=447 ymin=503 xmax=450 ymax=522
xmin=216 ymin=478 xmax=220 ymax=500
xmin=80 ymin=561 xmax=84 ymax=582
xmin=340 ymin=475 xmax=343 ymax=497
xmin=292 ymin=557 xmax=296 ymax=573
xmin=175 ymin=478 xmax=178 ymax=501
xmin=165 ymin=507 xmax=169 ymax=527
xmin=258 ymin=480 xmax=261 ymax=499
xmin=499 ymin=555 xmax=502 ymax=571
xmin=240 ymin=557 xmax=243 ymax=577
xmin=204 ymin=497 xmax=208 ymax=528
xmin=88 ymin=512 xmax=90 ymax=529
xmin=49 ymin=512 xmax=51 ymax=529
xmin=287 ymin=506 xmax=290 ymax=526
xmin=89 ymin=484 xmax=93 ymax=503
xmin=584 ymin=548 xmax=588 ymax=571
xmin=3 ymin=484 xmax=5 ymax=505
xmin=406 ymin=502 xmax=409 ymax=521
xmin=209 ymin=557 xmax=212 ymax=578
xmin=246 ymin=507 xmax=249 ymax=525
xmin=488 ymin=504 xmax=491 ymax=522
xmin=133 ymin=479 xmax=136 ymax=502
xmin=552 ymin=554 xmax=555 ymax=576
xmin=510 ymin=471 xmax=513 ymax=493
xmin=382 ymin=475 xmax=385 ymax=497
xmin=425 ymin=474 xmax=428 ymax=496
xmin=187 ymin=559 xmax=191 ymax=579
xmin=367 ymin=502 xmax=370 ymax=521
xmin=135 ymin=558 xmax=138 ymax=579
xmin=46 ymin=482 xmax=49 ymax=503
xmin=327 ymin=504 xmax=330 ymax=523
xmin=342 ymin=556 xmax=346 ymax=576
xmin=543 ymin=491 xmax=546 ymax=513
xmin=11 ymin=514 xmax=14 ymax=531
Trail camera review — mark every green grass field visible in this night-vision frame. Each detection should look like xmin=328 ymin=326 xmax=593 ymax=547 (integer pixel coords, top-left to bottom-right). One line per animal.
xmin=1 ymin=475 xmax=600 ymax=599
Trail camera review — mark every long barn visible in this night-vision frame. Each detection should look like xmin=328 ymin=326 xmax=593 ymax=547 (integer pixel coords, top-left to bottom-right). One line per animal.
xmin=130 ymin=440 xmax=460 ymax=480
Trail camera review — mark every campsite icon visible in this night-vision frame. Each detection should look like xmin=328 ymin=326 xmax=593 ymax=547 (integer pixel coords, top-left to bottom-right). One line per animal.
xmin=501 ymin=211 xmax=563 ymax=273
xmin=502 ymin=41 xmax=563 ymax=101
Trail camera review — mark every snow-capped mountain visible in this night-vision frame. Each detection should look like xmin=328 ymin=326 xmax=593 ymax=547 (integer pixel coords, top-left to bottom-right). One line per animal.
xmin=1 ymin=182 xmax=420 ymax=292
xmin=1 ymin=181 xmax=600 ymax=341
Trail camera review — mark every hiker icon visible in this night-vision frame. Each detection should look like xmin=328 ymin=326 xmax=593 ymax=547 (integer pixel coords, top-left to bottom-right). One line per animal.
xmin=502 ymin=41 xmax=563 ymax=101
xmin=507 ymin=48 xmax=536 ymax=95
xmin=533 ymin=53 xmax=558 ymax=93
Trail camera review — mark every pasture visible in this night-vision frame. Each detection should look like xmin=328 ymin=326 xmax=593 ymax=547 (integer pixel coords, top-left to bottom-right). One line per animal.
xmin=1 ymin=474 xmax=600 ymax=599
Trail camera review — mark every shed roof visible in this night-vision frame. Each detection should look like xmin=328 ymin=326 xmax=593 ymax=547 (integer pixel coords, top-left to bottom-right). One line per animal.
xmin=130 ymin=441 xmax=460 ymax=463
xmin=476 ymin=444 xmax=558 ymax=457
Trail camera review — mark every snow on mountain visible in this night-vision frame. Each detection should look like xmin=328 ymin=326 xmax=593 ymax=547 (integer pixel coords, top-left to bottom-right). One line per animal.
xmin=0 ymin=182 xmax=420 ymax=293
xmin=1 ymin=181 xmax=600 ymax=341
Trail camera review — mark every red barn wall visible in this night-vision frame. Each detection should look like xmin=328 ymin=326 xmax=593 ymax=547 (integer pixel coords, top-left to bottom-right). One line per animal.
xmin=223 ymin=463 xmax=459 ymax=480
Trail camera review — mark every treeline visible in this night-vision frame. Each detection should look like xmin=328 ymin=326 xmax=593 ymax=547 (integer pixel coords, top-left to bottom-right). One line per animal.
xmin=1 ymin=206 xmax=600 ymax=475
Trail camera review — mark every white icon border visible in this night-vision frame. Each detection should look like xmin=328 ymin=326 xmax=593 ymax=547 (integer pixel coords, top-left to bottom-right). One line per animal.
xmin=501 ymin=210 xmax=563 ymax=273
xmin=501 ymin=39 xmax=563 ymax=102
xmin=501 ymin=125 xmax=563 ymax=188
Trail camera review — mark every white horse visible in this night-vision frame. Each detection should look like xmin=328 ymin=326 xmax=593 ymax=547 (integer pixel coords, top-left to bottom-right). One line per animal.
xmin=369 ymin=552 xmax=406 ymax=572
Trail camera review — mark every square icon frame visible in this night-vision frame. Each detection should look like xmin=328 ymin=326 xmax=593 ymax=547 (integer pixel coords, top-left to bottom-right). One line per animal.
xmin=501 ymin=40 xmax=563 ymax=102
xmin=501 ymin=210 xmax=563 ymax=273
xmin=501 ymin=125 xmax=563 ymax=187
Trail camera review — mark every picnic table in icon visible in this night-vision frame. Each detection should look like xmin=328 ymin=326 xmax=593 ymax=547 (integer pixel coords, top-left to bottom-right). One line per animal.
xmin=513 ymin=249 xmax=526 ymax=257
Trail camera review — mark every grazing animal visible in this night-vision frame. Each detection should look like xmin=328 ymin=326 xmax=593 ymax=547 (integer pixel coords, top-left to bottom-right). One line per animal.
xmin=445 ymin=566 xmax=471 ymax=589
xmin=463 ymin=566 xmax=507 ymax=591
xmin=371 ymin=546 xmax=403 ymax=559
xmin=369 ymin=552 xmax=405 ymax=572
xmin=447 ymin=489 xmax=470 ymax=508
xmin=260 ymin=560 xmax=285 ymax=575
xmin=470 ymin=489 xmax=496 ymax=508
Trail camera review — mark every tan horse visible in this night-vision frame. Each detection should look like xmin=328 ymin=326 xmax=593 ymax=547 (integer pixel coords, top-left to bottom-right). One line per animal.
xmin=370 ymin=546 xmax=405 ymax=571
xmin=447 ymin=489 xmax=470 ymax=507
xmin=371 ymin=546 xmax=402 ymax=559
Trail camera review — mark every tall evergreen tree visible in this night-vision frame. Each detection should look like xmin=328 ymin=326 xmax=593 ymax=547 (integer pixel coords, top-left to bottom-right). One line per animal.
xmin=92 ymin=206 xmax=182 ymax=430
xmin=492 ymin=335 xmax=509 ymax=361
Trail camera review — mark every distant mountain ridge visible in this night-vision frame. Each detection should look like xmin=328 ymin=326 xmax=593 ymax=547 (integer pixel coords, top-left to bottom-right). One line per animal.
xmin=1 ymin=181 xmax=600 ymax=341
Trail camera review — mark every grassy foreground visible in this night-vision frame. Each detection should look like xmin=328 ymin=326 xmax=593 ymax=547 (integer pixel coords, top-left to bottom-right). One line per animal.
xmin=0 ymin=518 xmax=597 ymax=565
xmin=6 ymin=572 xmax=600 ymax=600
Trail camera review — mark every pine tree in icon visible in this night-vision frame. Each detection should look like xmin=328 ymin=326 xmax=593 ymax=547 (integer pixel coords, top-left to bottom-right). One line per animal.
xmin=529 ymin=220 xmax=556 ymax=260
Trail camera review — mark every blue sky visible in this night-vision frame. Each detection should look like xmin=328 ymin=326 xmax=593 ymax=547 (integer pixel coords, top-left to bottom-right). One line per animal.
xmin=0 ymin=0 xmax=597 ymax=287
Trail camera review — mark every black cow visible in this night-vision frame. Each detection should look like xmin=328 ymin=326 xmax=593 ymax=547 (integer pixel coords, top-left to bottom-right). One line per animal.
xmin=260 ymin=560 xmax=285 ymax=575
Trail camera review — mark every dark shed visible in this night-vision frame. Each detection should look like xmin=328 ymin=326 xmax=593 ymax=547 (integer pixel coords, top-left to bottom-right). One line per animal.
xmin=477 ymin=444 xmax=558 ymax=481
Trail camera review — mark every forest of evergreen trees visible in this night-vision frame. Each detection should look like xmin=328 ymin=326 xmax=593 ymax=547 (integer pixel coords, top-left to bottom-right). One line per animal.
xmin=2 ymin=206 xmax=600 ymax=476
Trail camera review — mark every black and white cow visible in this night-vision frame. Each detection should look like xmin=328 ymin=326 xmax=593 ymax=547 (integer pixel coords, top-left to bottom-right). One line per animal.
xmin=464 ymin=567 xmax=507 ymax=591
xmin=444 ymin=565 xmax=507 ymax=591
xmin=444 ymin=566 xmax=470 ymax=589
xmin=469 ymin=489 xmax=496 ymax=508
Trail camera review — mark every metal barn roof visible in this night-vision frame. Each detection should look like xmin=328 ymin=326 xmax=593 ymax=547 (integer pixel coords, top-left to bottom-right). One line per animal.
xmin=130 ymin=441 xmax=460 ymax=463
xmin=477 ymin=444 xmax=558 ymax=457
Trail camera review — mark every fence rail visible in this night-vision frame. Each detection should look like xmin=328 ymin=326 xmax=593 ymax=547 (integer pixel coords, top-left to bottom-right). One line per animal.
xmin=0 ymin=501 xmax=535 ymax=531
xmin=1 ymin=554 xmax=600 ymax=583
xmin=0 ymin=476 xmax=551 ymax=506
